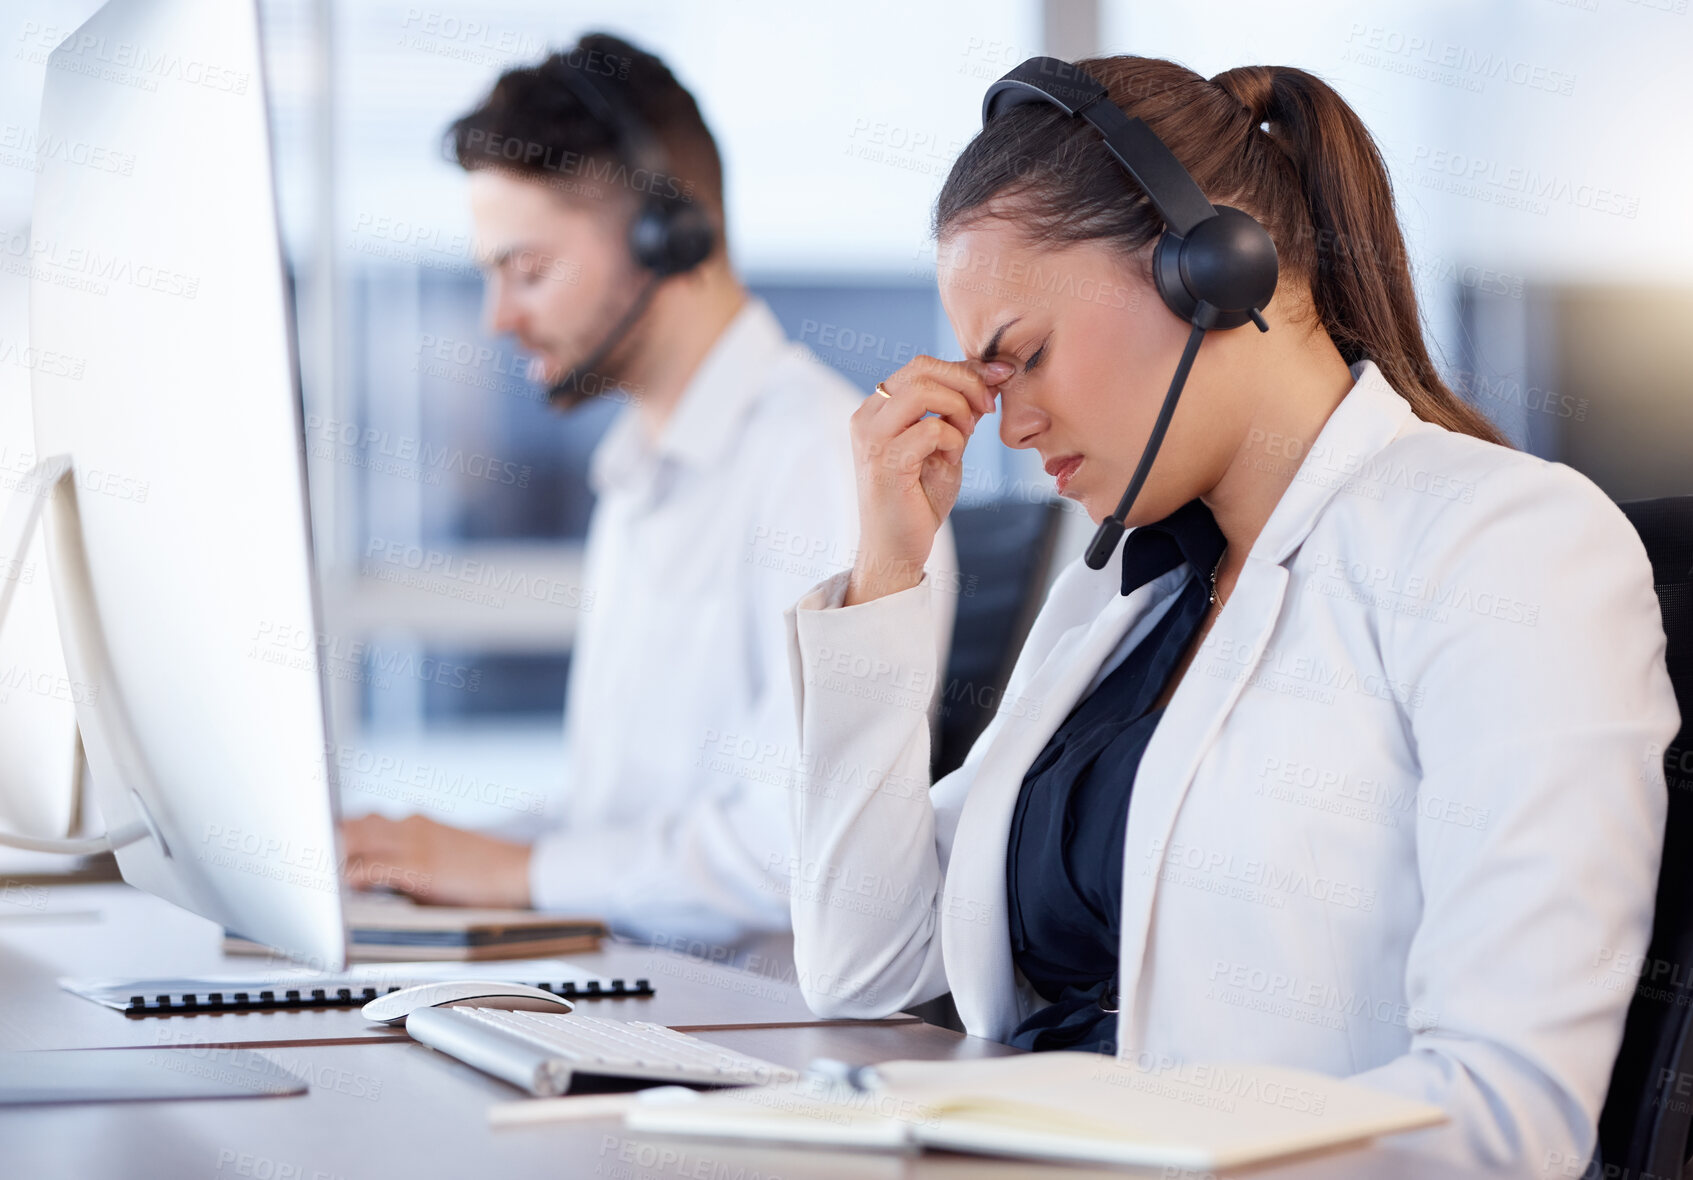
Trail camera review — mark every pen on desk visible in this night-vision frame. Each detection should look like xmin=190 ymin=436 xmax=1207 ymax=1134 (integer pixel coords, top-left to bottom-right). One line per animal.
xmin=804 ymin=1057 xmax=884 ymax=1091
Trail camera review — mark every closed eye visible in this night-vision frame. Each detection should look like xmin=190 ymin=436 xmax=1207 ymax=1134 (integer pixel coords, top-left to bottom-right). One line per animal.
xmin=1024 ymin=342 xmax=1048 ymax=374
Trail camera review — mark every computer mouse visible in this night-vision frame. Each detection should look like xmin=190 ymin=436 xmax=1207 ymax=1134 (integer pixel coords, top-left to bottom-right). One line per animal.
xmin=361 ymin=981 xmax=575 ymax=1026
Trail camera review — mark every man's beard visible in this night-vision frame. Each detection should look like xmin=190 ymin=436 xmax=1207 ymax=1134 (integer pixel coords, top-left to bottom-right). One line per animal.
xmin=543 ymin=272 xmax=660 ymax=411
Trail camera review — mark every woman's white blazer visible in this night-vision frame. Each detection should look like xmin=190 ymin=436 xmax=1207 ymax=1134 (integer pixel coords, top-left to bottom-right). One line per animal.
xmin=781 ymin=360 xmax=1679 ymax=1173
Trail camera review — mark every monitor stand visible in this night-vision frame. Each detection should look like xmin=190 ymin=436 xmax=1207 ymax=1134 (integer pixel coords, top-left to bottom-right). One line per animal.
xmin=0 ymin=455 xmax=166 ymax=858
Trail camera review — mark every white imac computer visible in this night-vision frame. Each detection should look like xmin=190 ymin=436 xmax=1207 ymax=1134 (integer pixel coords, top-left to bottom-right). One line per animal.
xmin=0 ymin=0 xmax=347 ymax=968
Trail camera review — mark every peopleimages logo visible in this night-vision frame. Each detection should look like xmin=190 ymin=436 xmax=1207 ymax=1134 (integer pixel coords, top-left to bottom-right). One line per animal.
xmin=1342 ymin=24 xmax=1577 ymax=96
xmin=0 ymin=231 xmax=200 ymax=300
xmin=0 ymin=123 xmax=136 ymax=176
xmin=303 ymin=415 xmax=531 ymax=488
xmin=362 ymin=538 xmax=596 ymax=611
xmin=396 ymin=8 xmax=545 ymax=66
xmin=21 ymin=23 xmax=252 ymax=95
xmin=457 ymin=129 xmax=694 ymax=204
xmin=1408 ymin=146 xmax=1640 ymax=218
xmin=1148 ymin=836 xmax=1379 ymax=912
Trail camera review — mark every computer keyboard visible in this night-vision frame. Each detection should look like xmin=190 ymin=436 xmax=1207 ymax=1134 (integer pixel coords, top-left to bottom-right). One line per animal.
xmin=403 ymin=1005 xmax=800 ymax=1097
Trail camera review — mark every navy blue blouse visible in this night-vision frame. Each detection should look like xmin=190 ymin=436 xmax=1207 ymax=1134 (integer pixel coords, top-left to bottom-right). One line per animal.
xmin=1005 ymin=497 xmax=1227 ymax=1055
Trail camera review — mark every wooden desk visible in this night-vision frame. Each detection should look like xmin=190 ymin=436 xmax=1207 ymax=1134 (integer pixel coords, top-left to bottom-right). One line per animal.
xmin=0 ymin=883 xmax=905 ymax=1051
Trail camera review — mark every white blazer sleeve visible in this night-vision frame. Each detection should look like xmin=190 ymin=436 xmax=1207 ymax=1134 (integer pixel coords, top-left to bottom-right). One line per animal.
xmin=1347 ymin=460 xmax=1677 ymax=1172
xmin=782 ymin=565 xmax=963 ymax=1018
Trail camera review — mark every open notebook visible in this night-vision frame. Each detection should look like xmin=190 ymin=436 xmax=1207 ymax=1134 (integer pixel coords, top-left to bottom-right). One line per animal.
xmin=623 ymin=1052 xmax=1446 ymax=1171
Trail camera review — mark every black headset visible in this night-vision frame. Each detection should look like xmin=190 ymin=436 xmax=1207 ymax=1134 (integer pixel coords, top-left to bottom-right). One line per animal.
xmin=542 ymin=51 xmax=715 ymax=406
xmin=549 ymin=52 xmax=715 ymax=278
xmin=982 ymin=57 xmax=1279 ymax=569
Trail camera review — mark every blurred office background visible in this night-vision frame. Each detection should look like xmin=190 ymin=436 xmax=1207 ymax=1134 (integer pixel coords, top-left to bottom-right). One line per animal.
xmin=2 ymin=0 xmax=1689 ymax=841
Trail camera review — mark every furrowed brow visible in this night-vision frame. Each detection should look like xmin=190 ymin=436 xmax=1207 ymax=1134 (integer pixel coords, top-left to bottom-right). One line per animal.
xmin=976 ymin=318 xmax=1021 ymax=362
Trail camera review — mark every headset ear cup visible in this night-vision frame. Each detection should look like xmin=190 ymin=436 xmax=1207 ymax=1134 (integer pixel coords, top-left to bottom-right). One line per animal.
xmin=628 ymin=205 xmax=671 ymax=273
xmin=1176 ymin=206 xmax=1279 ymax=330
xmin=1149 ymin=209 xmax=1279 ymax=330
xmin=1152 ymin=230 xmax=1198 ymax=322
xmin=629 ymin=202 xmax=715 ymax=278
xmin=660 ymin=207 xmax=715 ymax=275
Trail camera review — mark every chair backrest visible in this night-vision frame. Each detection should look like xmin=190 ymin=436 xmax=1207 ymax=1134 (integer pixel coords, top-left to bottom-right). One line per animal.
xmin=1597 ymin=495 xmax=1693 ymax=1177
xmin=932 ymin=498 xmax=1067 ymax=781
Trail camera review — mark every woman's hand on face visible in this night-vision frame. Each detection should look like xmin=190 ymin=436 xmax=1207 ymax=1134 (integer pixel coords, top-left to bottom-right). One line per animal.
xmin=845 ymin=355 xmax=1013 ymax=606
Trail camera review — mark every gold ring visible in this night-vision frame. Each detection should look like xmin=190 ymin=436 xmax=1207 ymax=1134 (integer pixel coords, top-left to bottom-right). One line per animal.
xmin=874 ymin=382 xmax=892 ymax=399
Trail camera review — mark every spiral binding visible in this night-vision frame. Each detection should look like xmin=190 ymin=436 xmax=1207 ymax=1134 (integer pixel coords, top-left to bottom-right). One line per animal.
xmin=121 ymin=977 xmax=655 ymax=1015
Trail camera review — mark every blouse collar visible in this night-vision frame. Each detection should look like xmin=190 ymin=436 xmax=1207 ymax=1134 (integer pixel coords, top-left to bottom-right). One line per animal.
xmin=1119 ymin=497 xmax=1228 ymax=597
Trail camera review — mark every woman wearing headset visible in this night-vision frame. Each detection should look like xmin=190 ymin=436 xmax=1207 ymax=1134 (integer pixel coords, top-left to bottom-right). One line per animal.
xmin=782 ymin=56 xmax=1678 ymax=1173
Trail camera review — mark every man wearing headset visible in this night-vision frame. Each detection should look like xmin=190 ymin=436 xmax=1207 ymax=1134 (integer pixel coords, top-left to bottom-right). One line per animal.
xmin=340 ymin=33 xmax=958 ymax=945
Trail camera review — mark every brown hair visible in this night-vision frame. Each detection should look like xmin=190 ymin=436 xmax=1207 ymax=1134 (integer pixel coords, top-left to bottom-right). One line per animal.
xmin=934 ymin=56 xmax=1509 ymax=447
xmin=447 ymin=33 xmax=724 ymax=227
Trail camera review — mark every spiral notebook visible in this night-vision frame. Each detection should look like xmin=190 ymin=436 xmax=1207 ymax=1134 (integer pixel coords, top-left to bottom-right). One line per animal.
xmin=61 ymin=958 xmax=654 ymax=1016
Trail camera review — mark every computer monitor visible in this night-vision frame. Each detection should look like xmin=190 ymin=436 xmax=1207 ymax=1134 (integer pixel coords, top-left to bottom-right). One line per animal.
xmin=6 ymin=0 xmax=347 ymax=968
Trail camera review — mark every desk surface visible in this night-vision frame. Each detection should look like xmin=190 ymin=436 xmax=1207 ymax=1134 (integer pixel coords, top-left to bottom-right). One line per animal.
xmin=0 ymin=1028 xmax=1476 ymax=1180
xmin=0 ymin=883 xmax=901 ymax=1051
xmin=1 ymin=882 xmax=1465 ymax=1178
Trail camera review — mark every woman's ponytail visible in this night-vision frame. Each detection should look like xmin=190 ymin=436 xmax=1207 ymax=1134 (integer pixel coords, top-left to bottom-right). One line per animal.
xmin=1212 ymin=66 xmax=1507 ymax=445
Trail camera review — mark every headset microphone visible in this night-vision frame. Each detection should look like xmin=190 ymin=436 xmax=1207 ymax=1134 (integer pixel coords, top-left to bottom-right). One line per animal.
xmin=539 ymin=47 xmax=716 ymax=411
xmin=981 ymin=58 xmax=1279 ymax=570
xmin=545 ymin=272 xmax=660 ymax=409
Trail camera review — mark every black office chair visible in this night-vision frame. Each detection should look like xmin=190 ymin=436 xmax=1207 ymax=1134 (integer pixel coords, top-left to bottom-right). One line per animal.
xmin=931 ymin=497 xmax=1068 ymax=782
xmin=1596 ymin=495 xmax=1693 ymax=1178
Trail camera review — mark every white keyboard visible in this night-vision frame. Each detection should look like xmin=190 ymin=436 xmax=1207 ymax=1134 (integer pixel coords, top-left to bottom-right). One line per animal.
xmin=404 ymin=1005 xmax=799 ymax=1097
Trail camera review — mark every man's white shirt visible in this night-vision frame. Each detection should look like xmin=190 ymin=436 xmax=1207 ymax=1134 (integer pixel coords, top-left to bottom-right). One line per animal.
xmin=529 ymin=296 xmax=958 ymax=945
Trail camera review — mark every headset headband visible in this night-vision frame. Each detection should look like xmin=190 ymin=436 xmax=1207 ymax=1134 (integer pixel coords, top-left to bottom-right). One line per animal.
xmin=549 ymin=55 xmax=671 ymax=197
xmin=983 ymin=57 xmax=1216 ymax=236
xmin=980 ymin=56 xmax=1279 ymax=571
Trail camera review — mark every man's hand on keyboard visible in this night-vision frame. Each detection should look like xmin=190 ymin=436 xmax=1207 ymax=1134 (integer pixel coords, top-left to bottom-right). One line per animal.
xmin=340 ymin=813 xmax=533 ymax=908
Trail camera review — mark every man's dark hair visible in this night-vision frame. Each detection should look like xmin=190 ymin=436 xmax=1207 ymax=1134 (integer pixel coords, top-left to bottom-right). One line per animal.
xmin=445 ymin=32 xmax=723 ymax=218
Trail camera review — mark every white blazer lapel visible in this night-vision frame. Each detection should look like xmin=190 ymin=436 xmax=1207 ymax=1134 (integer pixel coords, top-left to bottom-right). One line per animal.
xmin=1114 ymin=555 xmax=1290 ymax=1052
xmin=1111 ymin=359 xmax=1416 ymax=1055
xmin=942 ymin=574 xmax=1174 ymax=1040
